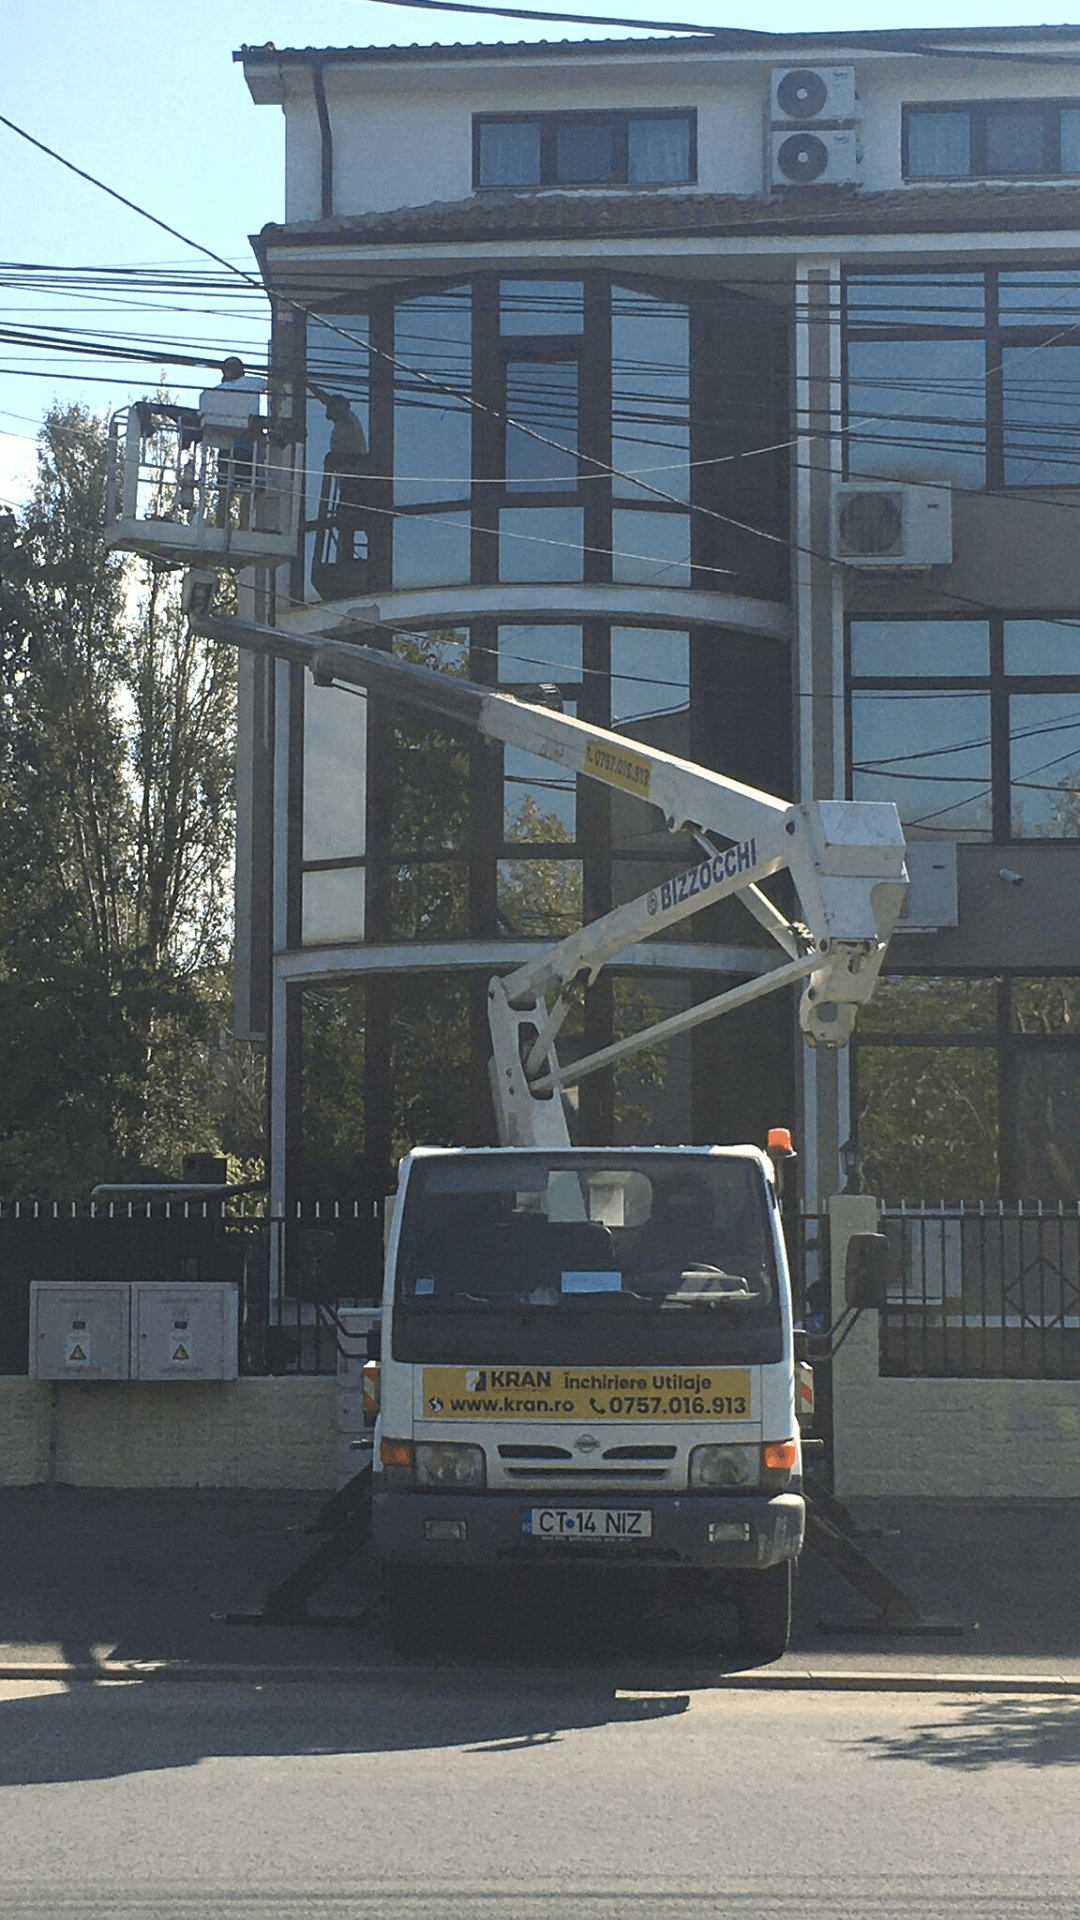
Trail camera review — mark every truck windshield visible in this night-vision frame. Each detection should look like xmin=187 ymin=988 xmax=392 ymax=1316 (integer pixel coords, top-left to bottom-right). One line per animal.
xmin=393 ymin=1152 xmax=784 ymax=1366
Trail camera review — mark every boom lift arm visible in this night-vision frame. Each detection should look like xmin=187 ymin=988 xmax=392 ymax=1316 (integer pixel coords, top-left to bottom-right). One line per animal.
xmin=195 ymin=614 xmax=907 ymax=1147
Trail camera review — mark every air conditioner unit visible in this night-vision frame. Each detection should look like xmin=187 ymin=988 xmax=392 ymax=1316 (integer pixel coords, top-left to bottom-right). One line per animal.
xmin=832 ymin=483 xmax=953 ymax=567
xmin=771 ymin=66 xmax=857 ymax=125
xmin=771 ymin=128 xmax=859 ymax=189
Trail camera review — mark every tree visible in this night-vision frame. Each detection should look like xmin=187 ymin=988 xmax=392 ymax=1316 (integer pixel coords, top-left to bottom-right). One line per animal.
xmin=854 ymin=978 xmax=1000 ymax=1203
xmin=0 ymin=403 xmax=250 ymax=1198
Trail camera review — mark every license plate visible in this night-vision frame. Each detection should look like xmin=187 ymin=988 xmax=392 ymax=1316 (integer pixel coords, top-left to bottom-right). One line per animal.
xmin=522 ymin=1507 xmax=653 ymax=1540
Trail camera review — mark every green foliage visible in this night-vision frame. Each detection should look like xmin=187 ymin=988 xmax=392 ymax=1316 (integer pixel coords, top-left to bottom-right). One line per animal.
xmin=0 ymin=403 xmax=255 ymax=1200
xmin=855 ymin=980 xmax=1003 ymax=1204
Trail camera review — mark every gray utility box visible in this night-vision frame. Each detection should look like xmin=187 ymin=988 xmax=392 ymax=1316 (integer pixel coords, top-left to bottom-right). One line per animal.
xmin=29 ymin=1281 xmax=238 ymax=1381
xmin=30 ymin=1281 xmax=130 ymax=1380
xmin=132 ymin=1282 xmax=238 ymax=1381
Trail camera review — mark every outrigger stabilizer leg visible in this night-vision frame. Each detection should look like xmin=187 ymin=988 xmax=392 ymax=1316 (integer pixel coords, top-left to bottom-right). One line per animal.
xmin=218 ymin=1459 xmax=374 ymax=1628
xmin=805 ymin=1477 xmax=976 ymax=1636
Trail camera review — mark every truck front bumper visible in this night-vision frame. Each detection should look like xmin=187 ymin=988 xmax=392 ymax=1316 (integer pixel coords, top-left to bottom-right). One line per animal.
xmin=373 ymin=1489 xmax=803 ymax=1571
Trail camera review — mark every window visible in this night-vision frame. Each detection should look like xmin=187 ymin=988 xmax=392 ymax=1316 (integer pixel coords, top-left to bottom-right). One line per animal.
xmin=306 ymin=275 xmax=788 ymax=604
xmin=854 ymin=974 xmax=1080 ymax=1204
xmin=849 ymin=617 xmax=1080 ymax=843
xmin=845 ymin=269 xmax=1080 ymax=489
xmin=474 ymin=111 xmax=695 ymax=189
xmin=904 ymin=101 xmax=1080 ymax=180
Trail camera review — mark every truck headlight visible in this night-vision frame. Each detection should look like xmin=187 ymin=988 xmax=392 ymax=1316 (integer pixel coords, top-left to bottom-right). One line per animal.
xmin=689 ymin=1444 xmax=759 ymax=1490
xmin=414 ymin=1443 xmax=486 ymax=1489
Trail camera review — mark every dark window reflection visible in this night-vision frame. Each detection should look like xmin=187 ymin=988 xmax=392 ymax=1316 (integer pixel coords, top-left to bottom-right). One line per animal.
xmin=858 ymin=1044 xmax=1000 ymax=1202
xmin=504 ymin=361 xmax=579 ymax=491
xmin=985 ymin=104 xmax=1048 ymax=174
xmin=556 ymin=120 xmax=618 ymax=182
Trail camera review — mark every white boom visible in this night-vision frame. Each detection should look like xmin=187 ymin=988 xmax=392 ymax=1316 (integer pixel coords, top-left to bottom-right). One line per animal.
xmin=195 ymin=614 xmax=907 ymax=1149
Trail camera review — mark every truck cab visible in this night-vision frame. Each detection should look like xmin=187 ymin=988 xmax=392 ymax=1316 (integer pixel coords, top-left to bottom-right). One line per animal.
xmin=374 ymin=1142 xmax=804 ymax=1659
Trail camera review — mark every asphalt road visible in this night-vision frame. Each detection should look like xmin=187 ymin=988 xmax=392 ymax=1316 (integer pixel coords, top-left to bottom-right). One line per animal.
xmin=1 ymin=1677 xmax=1078 ymax=1918
xmin=4 ymin=1489 xmax=1080 ymax=1686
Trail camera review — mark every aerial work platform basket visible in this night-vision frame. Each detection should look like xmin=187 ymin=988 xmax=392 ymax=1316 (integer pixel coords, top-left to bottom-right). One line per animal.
xmin=105 ymin=401 xmax=296 ymax=570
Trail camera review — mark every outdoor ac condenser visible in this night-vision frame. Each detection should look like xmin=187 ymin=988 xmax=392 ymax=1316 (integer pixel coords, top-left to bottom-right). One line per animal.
xmin=770 ymin=66 xmax=857 ymax=124
xmin=832 ymin=483 xmax=953 ymax=567
xmin=770 ymin=127 xmax=859 ymax=187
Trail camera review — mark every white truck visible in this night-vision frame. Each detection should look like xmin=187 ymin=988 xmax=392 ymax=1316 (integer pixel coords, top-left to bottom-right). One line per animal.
xmin=197 ymin=614 xmax=907 ymax=1661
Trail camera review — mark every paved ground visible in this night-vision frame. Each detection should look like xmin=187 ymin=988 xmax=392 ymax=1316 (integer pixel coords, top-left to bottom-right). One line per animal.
xmin=2 ymin=1486 xmax=1079 ymax=1688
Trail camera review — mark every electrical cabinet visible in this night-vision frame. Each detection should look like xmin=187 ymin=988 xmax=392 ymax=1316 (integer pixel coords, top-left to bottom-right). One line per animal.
xmin=29 ymin=1280 xmax=238 ymax=1380
xmin=30 ymin=1282 xmax=130 ymax=1380
xmin=132 ymin=1283 xmax=238 ymax=1381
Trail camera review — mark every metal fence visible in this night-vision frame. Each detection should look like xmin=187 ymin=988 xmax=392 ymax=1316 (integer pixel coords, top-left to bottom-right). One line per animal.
xmin=14 ymin=1196 xmax=1072 ymax=1384
xmin=879 ymin=1202 xmax=1080 ymax=1380
xmin=0 ymin=1196 xmax=384 ymax=1378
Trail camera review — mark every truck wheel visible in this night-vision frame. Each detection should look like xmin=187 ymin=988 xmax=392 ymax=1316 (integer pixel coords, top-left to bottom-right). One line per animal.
xmin=383 ymin=1565 xmax=439 ymax=1654
xmin=731 ymin=1560 xmax=793 ymax=1666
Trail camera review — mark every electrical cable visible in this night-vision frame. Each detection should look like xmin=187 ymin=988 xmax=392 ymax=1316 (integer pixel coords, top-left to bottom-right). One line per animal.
xmin=359 ymin=1 xmax=1080 ymax=70
xmin=6 ymin=107 xmax=1080 ymax=711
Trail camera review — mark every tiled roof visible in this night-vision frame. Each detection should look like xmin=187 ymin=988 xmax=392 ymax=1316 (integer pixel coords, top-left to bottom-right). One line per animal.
xmin=257 ymin=183 xmax=1080 ymax=251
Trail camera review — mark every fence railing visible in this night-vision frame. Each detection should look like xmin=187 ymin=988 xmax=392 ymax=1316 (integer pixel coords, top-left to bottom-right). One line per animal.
xmin=879 ymin=1202 xmax=1080 ymax=1379
xmin=0 ymin=1196 xmax=383 ymax=1377
xmin=11 ymin=1196 xmax=1072 ymax=1384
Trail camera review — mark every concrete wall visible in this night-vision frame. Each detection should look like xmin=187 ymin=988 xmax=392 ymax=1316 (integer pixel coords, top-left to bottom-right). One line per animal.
xmin=828 ymin=1197 xmax=1080 ymax=1500
xmin=0 ymin=1377 xmax=337 ymax=1490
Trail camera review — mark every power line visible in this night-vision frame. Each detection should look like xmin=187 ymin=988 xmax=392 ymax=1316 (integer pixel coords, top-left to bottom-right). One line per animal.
xmin=360 ymin=2 xmax=1080 ymax=69
xmin=7 ymin=105 xmax=1080 ymax=679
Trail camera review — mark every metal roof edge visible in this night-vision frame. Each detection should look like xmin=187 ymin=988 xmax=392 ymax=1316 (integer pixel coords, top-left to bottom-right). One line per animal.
xmin=234 ymin=25 xmax=1080 ymax=69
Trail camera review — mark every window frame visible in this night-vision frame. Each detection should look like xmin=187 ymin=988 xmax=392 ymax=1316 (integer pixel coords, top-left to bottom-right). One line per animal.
xmin=843 ymin=266 xmax=1080 ymax=492
xmin=902 ymin=100 xmax=1080 ymax=181
xmin=472 ymin=109 xmax=697 ymax=191
xmin=302 ymin=269 xmax=789 ymax=600
xmin=851 ymin=971 xmax=1080 ymax=1204
xmin=846 ymin=613 xmax=1080 ymax=845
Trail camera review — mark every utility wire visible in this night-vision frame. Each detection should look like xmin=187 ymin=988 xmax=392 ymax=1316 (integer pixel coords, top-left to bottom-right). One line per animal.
xmin=361 ymin=0 xmax=1080 ymax=68
xmin=7 ymin=107 xmax=1080 ymax=674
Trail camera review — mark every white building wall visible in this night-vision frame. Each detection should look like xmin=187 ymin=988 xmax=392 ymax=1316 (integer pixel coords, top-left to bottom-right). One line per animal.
xmin=318 ymin=65 xmax=774 ymax=216
xmin=283 ymin=90 xmax=324 ymax=224
xmin=275 ymin=47 xmax=1080 ymax=223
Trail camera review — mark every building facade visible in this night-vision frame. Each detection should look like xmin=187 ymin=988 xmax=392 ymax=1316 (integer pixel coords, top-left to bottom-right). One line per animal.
xmin=232 ymin=26 xmax=1080 ymax=1244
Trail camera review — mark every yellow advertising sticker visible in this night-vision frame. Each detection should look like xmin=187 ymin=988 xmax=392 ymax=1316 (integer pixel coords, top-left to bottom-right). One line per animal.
xmin=583 ymin=739 xmax=652 ymax=800
xmin=420 ymin=1367 xmax=752 ymax=1422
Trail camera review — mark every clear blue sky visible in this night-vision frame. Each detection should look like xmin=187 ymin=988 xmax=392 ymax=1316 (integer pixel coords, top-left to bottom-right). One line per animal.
xmin=3 ymin=0 xmax=1078 ymax=503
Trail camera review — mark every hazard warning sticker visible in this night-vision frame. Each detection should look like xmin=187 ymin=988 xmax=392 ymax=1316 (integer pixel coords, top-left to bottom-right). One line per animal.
xmin=170 ymin=1321 xmax=193 ymax=1365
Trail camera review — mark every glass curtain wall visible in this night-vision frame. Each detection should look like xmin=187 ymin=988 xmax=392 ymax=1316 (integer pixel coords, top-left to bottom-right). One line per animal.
xmin=304 ymin=272 xmax=787 ymax=602
xmin=844 ymin=268 xmax=1080 ymax=489
xmin=854 ymin=976 xmax=1080 ymax=1203
xmin=848 ymin=617 xmax=1080 ymax=843
xmin=290 ymin=273 xmax=793 ymax=1199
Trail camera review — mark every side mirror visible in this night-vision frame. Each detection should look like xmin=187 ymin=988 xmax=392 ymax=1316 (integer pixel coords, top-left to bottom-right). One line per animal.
xmin=843 ymin=1231 xmax=892 ymax=1310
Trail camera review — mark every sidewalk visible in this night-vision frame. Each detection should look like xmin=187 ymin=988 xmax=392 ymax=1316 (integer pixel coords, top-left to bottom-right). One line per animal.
xmin=2 ymin=1487 xmax=1079 ymax=1688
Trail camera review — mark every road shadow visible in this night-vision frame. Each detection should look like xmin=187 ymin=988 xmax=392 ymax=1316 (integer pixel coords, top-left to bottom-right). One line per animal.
xmin=853 ymin=1696 xmax=1080 ymax=1771
xmin=0 ymin=1666 xmax=695 ymax=1787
